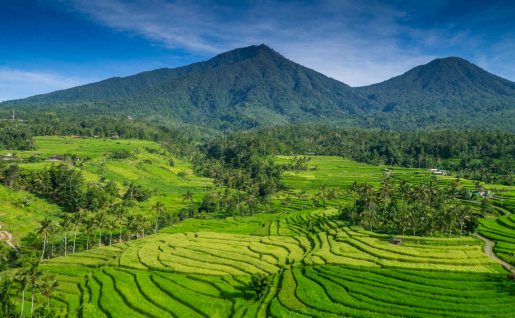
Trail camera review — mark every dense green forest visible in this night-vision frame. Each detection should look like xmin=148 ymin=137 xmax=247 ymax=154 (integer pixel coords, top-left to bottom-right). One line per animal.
xmin=1 ymin=45 xmax=514 ymax=131
xmin=200 ymin=126 xmax=514 ymax=185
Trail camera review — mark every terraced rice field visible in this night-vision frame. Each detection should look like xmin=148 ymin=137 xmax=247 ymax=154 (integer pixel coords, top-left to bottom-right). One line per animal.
xmin=40 ymin=210 xmax=514 ymax=317
xmin=0 ymin=136 xmax=212 ymax=240
xmin=478 ymin=213 xmax=515 ymax=266
xmin=3 ymin=152 xmax=514 ymax=316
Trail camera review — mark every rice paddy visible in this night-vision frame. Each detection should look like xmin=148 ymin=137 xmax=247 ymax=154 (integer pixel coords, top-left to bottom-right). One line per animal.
xmin=38 ymin=208 xmax=514 ymax=317
xmin=2 ymin=141 xmax=514 ymax=317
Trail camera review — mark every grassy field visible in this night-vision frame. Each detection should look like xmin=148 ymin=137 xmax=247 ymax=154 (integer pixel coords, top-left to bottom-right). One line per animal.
xmin=2 ymin=147 xmax=514 ymax=317
xmin=0 ymin=136 xmax=212 ymax=241
xmin=0 ymin=185 xmax=63 ymax=241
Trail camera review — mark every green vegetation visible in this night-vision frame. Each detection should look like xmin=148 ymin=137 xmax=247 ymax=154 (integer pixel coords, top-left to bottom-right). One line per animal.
xmin=0 ymin=43 xmax=513 ymax=317
xmin=478 ymin=214 xmax=515 ymax=265
xmin=1 ymin=138 xmax=513 ymax=317
xmin=206 ymin=127 xmax=514 ymax=185
xmin=0 ymin=136 xmax=211 ymax=244
xmin=2 ymin=46 xmax=514 ymax=131
xmin=25 ymin=209 xmax=513 ymax=317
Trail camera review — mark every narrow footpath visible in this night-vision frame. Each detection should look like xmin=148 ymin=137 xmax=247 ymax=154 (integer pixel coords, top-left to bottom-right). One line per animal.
xmin=475 ymin=233 xmax=515 ymax=274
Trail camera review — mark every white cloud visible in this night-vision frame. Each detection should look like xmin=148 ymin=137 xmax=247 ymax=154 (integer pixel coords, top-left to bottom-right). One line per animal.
xmin=68 ymin=0 xmax=445 ymax=86
xmin=0 ymin=68 xmax=91 ymax=102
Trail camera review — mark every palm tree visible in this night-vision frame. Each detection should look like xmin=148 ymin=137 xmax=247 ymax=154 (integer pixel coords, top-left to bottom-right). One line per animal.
xmin=153 ymin=201 xmax=165 ymax=234
xmin=110 ymin=204 xmax=127 ymax=242
xmin=95 ymin=212 xmax=108 ymax=247
xmin=125 ymin=215 xmax=135 ymax=241
xmin=106 ymin=218 xmax=117 ymax=246
xmin=39 ymin=274 xmax=58 ymax=307
xmin=135 ymin=214 xmax=147 ymax=238
xmin=298 ymin=189 xmax=307 ymax=211
xmin=398 ymin=180 xmax=410 ymax=202
xmin=83 ymin=217 xmax=95 ymax=250
xmin=37 ymin=218 xmax=53 ymax=262
xmin=59 ymin=215 xmax=72 ymax=256
xmin=15 ymin=270 xmax=29 ymax=318
xmin=182 ymin=190 xmax=193 ymax=203
xmin=457 ymin=206 xmax=473 ymax=234
xmin=281 ymin=196 xmax=291 ymax=214
xmin=27 ymin=261 xmax=41 ymax=318
xmin=348 ymin=182 xmax=360 ymax=207
xmin=71 ymin=211 xmax=82 ymax=254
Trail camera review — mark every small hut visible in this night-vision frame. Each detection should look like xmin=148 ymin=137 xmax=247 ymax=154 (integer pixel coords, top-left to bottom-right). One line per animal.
xmin=47 ymin=155 xmax=64 ymax=162
xmin=2 ymin=153 xmax=15 ymax=161
xmin=390 ymin=238 xmax=403 ymax=245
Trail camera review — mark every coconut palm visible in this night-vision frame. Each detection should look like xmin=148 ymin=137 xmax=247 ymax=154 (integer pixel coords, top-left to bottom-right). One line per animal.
xmin=27 ymin=261 xmax=41 ymax=318
xmin=95 ymin=212 xmax=108 ymax=247
xmin=71 ymin=211 xmax=82 ymax=254
xmin=83 ymin=217 xmax=95 ymax=250
xmin=59 ymin=215 xmax=72 ymax=256
xmin=281 ymin=196 xmax=291 ymax=214
xmin=297 ymin=189 xmax=307 ymax=211
xmin=106 ymin=218 xmax=117 ymax=246
xmin=182 ymin=190 xmax=193 ymax=203
xmin=39 ymin=274 xmax=58 ymax=307
xmin=125 ymin=215 xmax=135 ymax=241
xmin=15 ymin=270 xmax=29 ymax=318
xmin=348 ymin=181 xmax=360 ymax=207
xmin=110 ymin=204 xmax=127 ymax=242
xmin=153 ymin=201 xmax=165 ymax=234
xmin=37 ymin=218 xmax=53 ymax=262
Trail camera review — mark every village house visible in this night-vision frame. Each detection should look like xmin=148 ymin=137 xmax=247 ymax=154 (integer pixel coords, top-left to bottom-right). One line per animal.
xmin=429 ymin=168 xmax=447 ymax=175
xmin=47 ymin=155 xmax=65 ymax=162
xmin=2 ymin=153 xmax=16 ymax=161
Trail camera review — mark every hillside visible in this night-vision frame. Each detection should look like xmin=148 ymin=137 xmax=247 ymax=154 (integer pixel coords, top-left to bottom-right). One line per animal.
xmin=1 ymin=46 xmax=515 ymax=130
xmin=15 ymin=155 xmax=515 ymax=317
xmin=1 ymin=45 xmax=372 ymax=130
xmin=0 ymin=136 xmax=211 ymax=242
xmin=2 ymin=142 xmax=515 ymax=317
xmin=357 ymin=57 xmax=515 ymax=129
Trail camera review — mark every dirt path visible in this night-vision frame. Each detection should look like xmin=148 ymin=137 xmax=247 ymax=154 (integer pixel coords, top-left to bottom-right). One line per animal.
xmin=0 ymin=225 xmax=16 ymax=249
xmin=475 ymin=234 xmax=515 ymax=274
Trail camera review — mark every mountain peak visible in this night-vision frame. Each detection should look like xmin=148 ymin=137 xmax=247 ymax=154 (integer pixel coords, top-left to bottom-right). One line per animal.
xmin=358 ymin=55 xmax=515 ymax=116
xmin=207 ymin=44 xmax=282 ymax=66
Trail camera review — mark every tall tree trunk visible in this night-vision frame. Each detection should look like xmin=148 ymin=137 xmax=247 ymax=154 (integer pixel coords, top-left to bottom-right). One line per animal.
xmin=109 ymin=231 xmax=112 ymax=246
xmin=30 ymin=288 xmax=35 ymax=318
xmin=72 ymin=226 xmax=78 ymax=254
xmin=40 ymin=236 xmax=47 ymax=262
xmin=64 ymin=232 xmax=67 ymax=256
xmin=98 ymin=232 xmax=102 ymax=248
xmin=20 ymin=288 xmax=25 ymax=318
xmin=154 ymin=219 xmax=158 ymax=234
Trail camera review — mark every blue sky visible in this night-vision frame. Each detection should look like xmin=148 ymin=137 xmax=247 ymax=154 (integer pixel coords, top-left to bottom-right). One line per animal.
xmin=0 ymin=0 xmax=514 ymax=101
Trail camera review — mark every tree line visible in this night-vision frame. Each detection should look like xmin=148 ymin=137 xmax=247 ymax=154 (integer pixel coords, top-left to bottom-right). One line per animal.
xmin=340 ymin=175 xmax=491 ymax=236
xmin=199 ymin=126 xmax=514 ymax=185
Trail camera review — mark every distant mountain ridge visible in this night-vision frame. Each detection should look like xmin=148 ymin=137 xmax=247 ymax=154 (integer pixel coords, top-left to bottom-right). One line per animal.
xmin=358 ymin=57 xmax=515 ymax=112
xmin=2 ymin=45 xmax=514 ymax=131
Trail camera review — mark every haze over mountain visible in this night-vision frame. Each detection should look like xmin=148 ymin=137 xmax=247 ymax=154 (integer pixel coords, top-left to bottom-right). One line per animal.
xmin=1 ymin=45 xmax=514 ymax=131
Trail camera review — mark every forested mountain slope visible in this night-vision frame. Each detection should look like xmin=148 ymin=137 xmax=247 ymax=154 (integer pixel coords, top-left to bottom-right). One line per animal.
xmin=1 ymin=45 xmax=372 ymax=130
xmin=2 ymin=46 xmax=514 ymax=130
xmin=357 ymin=57 xmax=515 ymax=129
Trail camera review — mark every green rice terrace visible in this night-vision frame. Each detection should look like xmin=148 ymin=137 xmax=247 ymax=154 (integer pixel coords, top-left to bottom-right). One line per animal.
xmin=1 ymin=137 xmax=514 ymax=317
